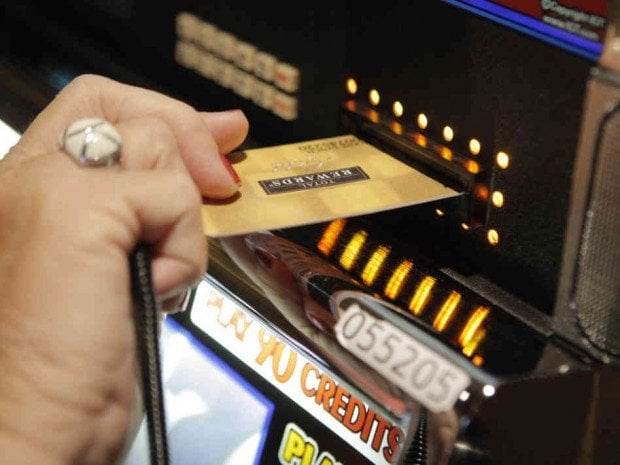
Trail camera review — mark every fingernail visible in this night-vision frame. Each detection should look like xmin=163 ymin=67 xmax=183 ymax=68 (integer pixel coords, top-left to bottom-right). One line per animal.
xmin=219 ymin=153 xmax=241 ymax=185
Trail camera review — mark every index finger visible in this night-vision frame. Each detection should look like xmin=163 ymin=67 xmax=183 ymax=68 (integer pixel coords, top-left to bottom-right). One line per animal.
xmin=16 ymin=74 xmax=249 ymax=199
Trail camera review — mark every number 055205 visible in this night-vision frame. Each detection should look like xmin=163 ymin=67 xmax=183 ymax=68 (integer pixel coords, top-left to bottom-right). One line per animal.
xmin=335 ymin=303 xmax=471 ymax=413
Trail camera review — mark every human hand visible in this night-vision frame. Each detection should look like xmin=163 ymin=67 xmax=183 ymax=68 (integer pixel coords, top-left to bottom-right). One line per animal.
xmin=0 ymin=74 xmax=248 ymax=465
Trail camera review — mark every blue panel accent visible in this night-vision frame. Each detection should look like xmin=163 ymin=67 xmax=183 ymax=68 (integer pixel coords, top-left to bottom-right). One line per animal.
xmin=444 ymin=0 xmax=602 ymax=61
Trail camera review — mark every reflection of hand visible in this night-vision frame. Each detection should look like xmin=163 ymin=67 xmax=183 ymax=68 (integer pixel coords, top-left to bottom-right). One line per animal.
xmin=219 ymin=235 xmax=314 ymax=335
xmin=219 ymin=234 xmax=412 ymax=411
xmin=219 ymin=234 xmax=341 ymax=346
xmin=0 ymin=74 xmax=248 ymax=465
xmin=220 ymin=233 xmax=458 ymax=465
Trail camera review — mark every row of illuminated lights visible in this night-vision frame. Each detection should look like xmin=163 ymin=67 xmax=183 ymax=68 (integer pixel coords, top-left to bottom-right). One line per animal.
xmin=345 ymin=77 xmax=511 ymax=162
xmin=175 ymin=11 xmax=300 ymax=121
xmin=345 ymin=78 xmax=510 ymax=165
xmin=317 ymin=219 xmax=490 ymax=366
xmin=346 ymin=78 xmax=509 ymax=246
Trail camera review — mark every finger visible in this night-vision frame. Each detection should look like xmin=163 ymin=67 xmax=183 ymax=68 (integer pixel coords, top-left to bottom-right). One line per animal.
xmin=112 ymin=169 xmax=207 ymax=296
xmin=200 ymin=109 xmax=249 ymax=155
xmin=15 ymin=74 xmax=247 ymax=198
xmin=10 ymin=151 xmax=206 ymax=301
xmin=114 ymin=116 xmax=186 ymax=172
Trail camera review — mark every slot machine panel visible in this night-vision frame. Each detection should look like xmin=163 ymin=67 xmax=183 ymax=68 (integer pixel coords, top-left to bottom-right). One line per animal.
xmin=0 ymin=1 xmax=619 ymax=464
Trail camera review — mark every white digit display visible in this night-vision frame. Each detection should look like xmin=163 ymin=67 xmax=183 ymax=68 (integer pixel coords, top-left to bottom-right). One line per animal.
xmin=335 ymin=303 xmax=471 ymax=413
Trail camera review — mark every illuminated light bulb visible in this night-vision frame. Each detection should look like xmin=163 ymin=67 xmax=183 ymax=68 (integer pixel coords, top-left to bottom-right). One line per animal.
xmin=461 ymin=223 xmax=470 ymax=231
xmin=384 ymin=260 xmax=414 ymax=300
xmin=472 ymin=355 xmax=484 ymax=367
xmin=412 ymin=133 xmax=427 ymax=148
xmin=459 ymin=391 xmax=471 ymax=402
xmin=368 ymin=109 xmax=380 ymax=123
xmin=344 ymin=100 xmax=357 ymax=111
xmin=369 ymin=89 xmax=380 ymax=106
xmin=458 ymin=306 xmax=490 ymax=347
xmin=417 ymin=113 xmax=428 ymax=130
xmin=491 ymin=191 xmax=504 ymax=208
xmin=496 ymin=151 xmax=510 ymax=169
xmin=482 ymin=385 xmax=496 ymax=397
xmin=474 ymin=184 xmax=489 ymax=201
xmin=408 ymin=276 xmax=436 ymax=316
xmin=339 ymin=230 xmax=368 ymax=271
xmin=435 ymin=209 xmax=445 ymax=217
xmin=361 ymin=245 xmax=391 ymax=286
xmin=465 ymin=159 xmax=480 ymax=174
xmin=461 ymin=328 xmax=487 ymax=357
xmin=469 ymin=138 xmax=481 ymax=155
xmin=487 ymin=229 xmax=500 ymax=246
xmin=393 ymin=101 xmax=404 ymax=118
xmin=440 ymin=146 xmax=453 ymax=161
xmin=462 ymin=327 xmax=486 ymax=357
xmin=346 ymin=78 xmax=358 ymax=95
xmin=442 ymin=125 xmax=454 ymax=142
xmin=391 ymin=121 xmax=403 ymax=135
xmin=433 ymin=290 xmax=461 ymax=331
xmin=317 ymin=219 xmax=346 ymax=256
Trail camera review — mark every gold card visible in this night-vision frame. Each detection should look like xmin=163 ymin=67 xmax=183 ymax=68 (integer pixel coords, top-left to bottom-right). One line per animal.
xmin=202 ymin=134 xmax=460 ymax=237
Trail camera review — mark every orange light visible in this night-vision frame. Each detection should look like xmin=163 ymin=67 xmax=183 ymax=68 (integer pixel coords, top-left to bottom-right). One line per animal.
xmin=442 ymin=125 xmax=454 ymax=142
xmin=393 ymin=101 xmax=404 ymax=117
xmin=369 ymin=89 xmax=380 ymax=106
xmin=435 ymin=209 xmax=445 ymax=217
xmin=384 ymin=260 xmax=414 ymax=300
xmin=458 ymin=306 xmax=490 ymax=347
xmin=368 ymin=109 xmax=380 ymax=123
xmin=417 ymin=113 xmax=428 ymax=130
xmin=361 ymin=245 xmax=391 ymax=286
xmin=474 ymin=184 xmax=489 ymax=201
xmin=408 ymin=276 xmax=436 ymax=316
xmin=496 ymin=151 xmax=510 ymax=169
xmin=469 ymin=138 xmax=481 ymax=155
xmin=440 ymin=146 xmax=453 ymax=161
xmin=339 ymin=230 xmax=368 ymax=271
xmin=412 ymin=133 xmax=428 ymax=148
xmin=487 ymin=229 xmax=500 ymax=246
xmin=465 ymin=159 xmax=480 ymax=174
xmin=472 ymin=355 xmax=484 ymax=366
xmin=461 ymin=223 xmax=470 ymax=231
xmin=433 ymin=291 xmax=461 ymax=332
xmin=317 ymin=219 xmax=346 ymax=256
xmin=391 ymin=121 xmax=403 ymax=135
xmin=346 ymin=78 xmax=358 ymax=95
xmin=462 ymin=328 xmax=486 ymax=357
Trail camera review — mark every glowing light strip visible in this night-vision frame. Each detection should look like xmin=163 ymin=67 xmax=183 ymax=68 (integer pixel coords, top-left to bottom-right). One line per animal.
xmin=408 ymin=276 xmax=436 ymax=316
xmin=361 ymin=245 xmax=391 ymax=286
xmin=339 ymin=230 xmax=367 ymax=271
xmin=317 ymin=219 xmax=346 ymax=256
xmin=458 ymin=306 xmax=490 ymax=347
xmin=433 ymin=291 xmax=461 ymax=332
xmin=384 ymin=260 xmax=414 ymax=300
xmin=462 ymin=328 xmax=486 ymax=357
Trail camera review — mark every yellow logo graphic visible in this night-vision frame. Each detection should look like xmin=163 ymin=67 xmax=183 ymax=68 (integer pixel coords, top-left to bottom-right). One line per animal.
xmin=278 ymin=423 xmax=342 ymax=465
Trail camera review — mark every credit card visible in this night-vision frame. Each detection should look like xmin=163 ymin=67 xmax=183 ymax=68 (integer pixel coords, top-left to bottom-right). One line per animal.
xmin=202 ymin=134 xmax=460 ymax=237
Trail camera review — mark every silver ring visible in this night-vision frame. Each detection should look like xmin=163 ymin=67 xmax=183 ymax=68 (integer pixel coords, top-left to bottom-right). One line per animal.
xmin=60 ymin=117 xmax=122 ymax=167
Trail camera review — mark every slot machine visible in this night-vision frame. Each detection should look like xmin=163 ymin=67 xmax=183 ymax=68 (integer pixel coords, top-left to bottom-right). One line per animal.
xmin=0 ymin=1 xmax=618 ymax=463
